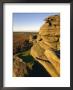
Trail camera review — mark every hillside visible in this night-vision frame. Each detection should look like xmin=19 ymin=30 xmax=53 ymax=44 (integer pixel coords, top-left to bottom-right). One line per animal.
xmin=13 ymin=32 xmax=38 ymax=54
xmin=13 ymin=15 xmax=60 ymax=77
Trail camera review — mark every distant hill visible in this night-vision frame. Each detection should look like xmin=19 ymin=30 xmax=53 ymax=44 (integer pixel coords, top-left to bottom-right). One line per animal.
xmin=13 ymin=15 xmax=60 ymax=77
xmin=13 ymin=32 xmax=38 ymax=54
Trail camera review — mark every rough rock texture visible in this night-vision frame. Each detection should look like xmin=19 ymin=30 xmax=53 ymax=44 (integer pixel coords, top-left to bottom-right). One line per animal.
xmin=13 ymin=56 xmax=28 ymax=77
xmin=38 ymin=15 xmax=60 ymax=51
xmin=13 ymin=55 xmax=34 ymax=77
xmin=13 ymin=32 xmax=37 ymax=54
xmin=13 ymin=15 xmax=60 ymax=77
xmin=30 ymin=15 xmax=60 ymax=76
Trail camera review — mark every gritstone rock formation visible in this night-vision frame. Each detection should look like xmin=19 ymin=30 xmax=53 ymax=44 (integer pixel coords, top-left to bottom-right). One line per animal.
xmin=13 ymin=55 xmax=28 ymax=77
xmin=13 ymin=55 xmax=34 ymax=77
xmin=38 ymin=15 xmax=60 ymax=51
xmin=30 ymin=15 xmax=60 ymax=77
xmin=13 ymin=15 xmax=60 ymax=77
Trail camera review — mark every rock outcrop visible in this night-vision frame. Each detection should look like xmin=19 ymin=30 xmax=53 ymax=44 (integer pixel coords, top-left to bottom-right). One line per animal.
xmin=13 ymin=55 xmax=28 ymax=77
xmin=38 ymin=15 xmax=60 ymax=51
xmin=13 ymin=15 xmax=60 ymax=77
xmin=13 ymin=55 xmax=34 ymax=77
xmin=30 ymin=15 xmax=60 ymax=77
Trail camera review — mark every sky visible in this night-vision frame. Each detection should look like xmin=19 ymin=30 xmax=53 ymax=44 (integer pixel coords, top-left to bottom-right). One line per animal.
xmin=13 ymin=13 xmax=59 ymax=31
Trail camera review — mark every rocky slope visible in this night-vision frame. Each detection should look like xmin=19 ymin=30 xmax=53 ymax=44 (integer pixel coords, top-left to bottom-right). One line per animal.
xmin=13 ymin=15 xmax=60 ymax=77
xmin=13 ymin=55 xmax=34 ymax=77
xmin=13 ymin=32 xmax=37 ymax=54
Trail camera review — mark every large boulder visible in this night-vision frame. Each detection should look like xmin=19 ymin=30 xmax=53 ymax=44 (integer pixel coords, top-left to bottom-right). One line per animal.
xmin=38 ymin=15 xmax=60 ymax=51
xmin=30 ymin=15 xmax=60 ymax=77
xmin=13 ymin=56 xmax=28 ymax=77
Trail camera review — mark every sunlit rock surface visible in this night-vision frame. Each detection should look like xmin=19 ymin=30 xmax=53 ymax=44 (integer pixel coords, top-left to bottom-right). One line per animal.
xmin=13 ymin=15 xmax=60 ymax=77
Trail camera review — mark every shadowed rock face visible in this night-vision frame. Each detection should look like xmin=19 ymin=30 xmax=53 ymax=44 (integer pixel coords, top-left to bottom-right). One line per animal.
xmin=13 ymin=56 xmax=28 ymax=77
xmin=13 ymin=55 xmax=34 ymax=77
xmin=30 ymin=15 xmax=60 ymax=77
xmin=13 ymin=55 xmax=50 ymax=77
xmin=13 ymin=32 xmax=37 ymax=54
xmin=13 ymin=15 xmax=60 ymax=77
